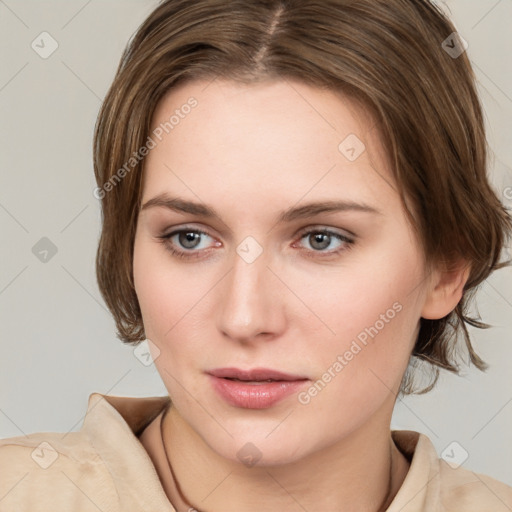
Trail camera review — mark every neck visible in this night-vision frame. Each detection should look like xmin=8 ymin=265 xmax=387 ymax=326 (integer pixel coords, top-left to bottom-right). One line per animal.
xmin=160 ymin=403 xmax=410 ymax=512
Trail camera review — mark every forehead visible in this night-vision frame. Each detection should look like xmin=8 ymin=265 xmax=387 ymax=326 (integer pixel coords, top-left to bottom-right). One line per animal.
xmin=151 ymin=78 xmax=378 ymax=154
xmin=143 ymin=78 xmax=397 ymax=212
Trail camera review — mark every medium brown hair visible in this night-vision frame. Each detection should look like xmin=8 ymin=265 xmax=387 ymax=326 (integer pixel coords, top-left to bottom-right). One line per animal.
xmin=93 ymin=0 xmax=512 ymax=394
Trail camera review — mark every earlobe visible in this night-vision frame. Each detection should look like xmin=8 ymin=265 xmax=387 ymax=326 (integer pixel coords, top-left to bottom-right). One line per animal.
xmin=421 ymin=260 xmax=471 ymax=320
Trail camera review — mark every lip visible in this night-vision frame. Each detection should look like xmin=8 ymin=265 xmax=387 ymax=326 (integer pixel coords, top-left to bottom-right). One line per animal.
xmin=207 ymin=367 xmax=310 ymax=409
xmin=208 ymin=367 xmax=307 ymax=381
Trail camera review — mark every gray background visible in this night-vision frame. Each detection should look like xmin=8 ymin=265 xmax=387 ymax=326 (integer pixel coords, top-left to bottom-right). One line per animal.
xmin=1 ymin=0 xmax=511 ymax=487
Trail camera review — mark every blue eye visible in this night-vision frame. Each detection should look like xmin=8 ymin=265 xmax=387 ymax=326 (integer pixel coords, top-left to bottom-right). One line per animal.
xmin=297 ymin=229 xmax=354 ymax=256
xmin=170 ymin=230 xmax=210 ymax=250
xmin=158 ymin=228 xmax=218 ymax=260
xmin=157 ymin=226 xmax=355 ymax=261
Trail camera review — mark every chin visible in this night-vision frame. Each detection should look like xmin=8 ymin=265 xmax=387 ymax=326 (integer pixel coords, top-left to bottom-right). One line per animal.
xmin=200 ymin=422 xmax=318 ymax=468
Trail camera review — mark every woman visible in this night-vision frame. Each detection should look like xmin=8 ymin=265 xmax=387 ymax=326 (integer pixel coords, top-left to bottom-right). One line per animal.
xmin=1 ymin=0 xmax=511 ymax=510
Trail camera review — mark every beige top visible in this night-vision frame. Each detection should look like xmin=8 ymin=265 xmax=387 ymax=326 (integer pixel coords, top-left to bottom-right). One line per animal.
xmin=0 ymin=392 xmax=511 ymax=511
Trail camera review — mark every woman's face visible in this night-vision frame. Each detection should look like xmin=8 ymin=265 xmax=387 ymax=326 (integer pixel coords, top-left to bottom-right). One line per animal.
xmin=133 ymin=78 xmax=435 ymax=465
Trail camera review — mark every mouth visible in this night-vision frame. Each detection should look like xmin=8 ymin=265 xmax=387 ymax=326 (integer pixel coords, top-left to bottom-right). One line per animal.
xmin=207 ymin=367 xmax=309 ymax=382
xmin=207 ymin=367 xmax=310 ymax=409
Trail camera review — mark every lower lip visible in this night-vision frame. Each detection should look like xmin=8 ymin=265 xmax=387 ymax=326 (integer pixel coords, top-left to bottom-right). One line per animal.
xmin=209 ymin=375 xmax=309 ymax=409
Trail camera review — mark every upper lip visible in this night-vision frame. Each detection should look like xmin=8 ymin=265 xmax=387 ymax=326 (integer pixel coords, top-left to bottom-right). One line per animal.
xmin=207 ymin=367 xmax=309 ymax=381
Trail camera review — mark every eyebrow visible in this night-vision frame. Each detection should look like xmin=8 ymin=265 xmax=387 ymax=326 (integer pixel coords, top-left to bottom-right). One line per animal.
xmin=140 ymin=194 xmax=382 ymax=223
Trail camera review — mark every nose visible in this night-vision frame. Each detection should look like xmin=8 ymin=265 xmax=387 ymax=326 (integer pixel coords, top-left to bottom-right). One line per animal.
xmin=216 ymin=248 xmax=287 ymax=344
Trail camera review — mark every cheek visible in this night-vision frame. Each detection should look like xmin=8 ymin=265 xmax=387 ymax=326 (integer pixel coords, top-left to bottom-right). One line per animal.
xmin=292 ymin=239 xmax=423 ymax=381
xmin=134 ymin=237 xmax=191 ymax=330
xmin=292 ymin=270 xmax=419 ymax=426
xmin=133 ymin=240 xmax=165 ymax=334
xmin=133 ymin=237 xmax=219 ymax=368
xmin=133 ymin=240 xmax=185 ymax=349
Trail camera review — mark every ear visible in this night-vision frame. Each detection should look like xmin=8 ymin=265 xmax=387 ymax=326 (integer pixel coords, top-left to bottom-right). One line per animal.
xmin=421 ymin=259 xmax=471 ymax=320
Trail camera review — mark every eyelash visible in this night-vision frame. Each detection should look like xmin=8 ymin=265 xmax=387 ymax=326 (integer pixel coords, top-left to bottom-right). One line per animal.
xmin=156 ymin=226 xmax=355 ymax=261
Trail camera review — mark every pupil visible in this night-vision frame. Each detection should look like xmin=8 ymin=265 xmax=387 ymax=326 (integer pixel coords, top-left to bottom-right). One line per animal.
xmin=310 ymin=233 xmax=330 ymax=250
xmin=179 ymin=231 xmax=200 ymax=249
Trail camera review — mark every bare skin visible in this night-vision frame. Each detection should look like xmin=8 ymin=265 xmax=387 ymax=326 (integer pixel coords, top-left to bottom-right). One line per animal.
xmin=139 ymin=408 xmax=411 ymax=510
xmin=133 ymin=78 xmax=468 ymax=511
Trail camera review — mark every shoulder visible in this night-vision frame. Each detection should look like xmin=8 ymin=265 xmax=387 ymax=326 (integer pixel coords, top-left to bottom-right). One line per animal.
xmin=0 ymin=429 xmax=117 ymax=511
xmin=438 ymin=460 xmax=512 ymax=511
xmin=0 ymin=392 xmax=174 ymax=512
xmin=389 ymin=430 xmax=512 ymax=511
